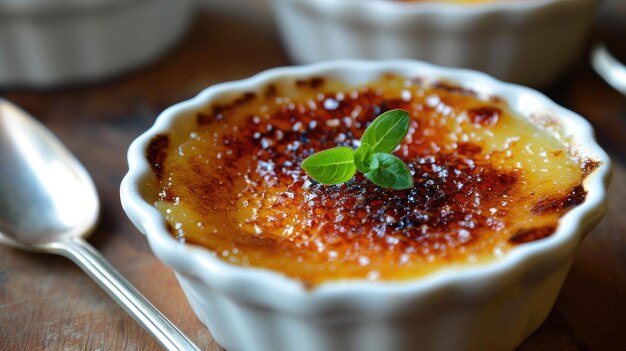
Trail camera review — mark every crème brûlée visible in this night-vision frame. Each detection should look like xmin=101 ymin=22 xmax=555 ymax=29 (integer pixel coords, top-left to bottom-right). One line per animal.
xmin=148 ymin=75 xmax=598 ymax=286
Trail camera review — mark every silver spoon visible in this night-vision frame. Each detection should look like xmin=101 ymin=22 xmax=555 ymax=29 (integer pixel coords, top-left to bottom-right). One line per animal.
xmin=0 ymin=99 xmax=200 ymax=351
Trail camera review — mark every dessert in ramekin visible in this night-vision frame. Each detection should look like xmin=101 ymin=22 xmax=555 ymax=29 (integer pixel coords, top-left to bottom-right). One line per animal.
xmin=0 ymin=0 xmax=194 ymax=87
xmin=270 ymin=0 xmax=598 ymax=86
xmin=121 ymin=60 xmax=611 ymax=351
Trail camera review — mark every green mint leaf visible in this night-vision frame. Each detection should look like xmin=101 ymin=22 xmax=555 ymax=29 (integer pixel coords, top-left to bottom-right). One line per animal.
xmin=361 ymin=109 xmax=410 ymax=154
xmin=354 ymin=143 xmax=375 ymax=173
xmin=364 ymin=153 xmax=414 ymax=190
xmin=301 ymin=147 xmax=357 ymax=185
xmin=301 ymin=110 xmax=414 ymax=190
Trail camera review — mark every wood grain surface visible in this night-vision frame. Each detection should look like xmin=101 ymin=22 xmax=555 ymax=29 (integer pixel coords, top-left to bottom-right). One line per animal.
xmin=1 ymin=0 xmax=625 ymax=350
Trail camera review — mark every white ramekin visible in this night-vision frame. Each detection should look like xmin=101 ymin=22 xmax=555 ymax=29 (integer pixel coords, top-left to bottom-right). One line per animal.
xmin=0 ymin=0 xmax=194 ymax=88
xmin=121 ymin=60 xmax=611 ymax=351
xmin=270 ymin=0 xmax=597 ymax=86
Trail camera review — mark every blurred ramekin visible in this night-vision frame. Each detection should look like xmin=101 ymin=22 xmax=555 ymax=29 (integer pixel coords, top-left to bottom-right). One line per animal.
xmin=0 ymin=0 xmax=194 ymax=88
xmin=270 ymin=0 xmax=598 ymax=86
xmin=121 ymin=60 xmax=611 ymax=351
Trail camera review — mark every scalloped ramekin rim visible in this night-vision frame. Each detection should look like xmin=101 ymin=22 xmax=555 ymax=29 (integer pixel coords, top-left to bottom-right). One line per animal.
xmin=288 ymin=0 xmax=586 ymax=17
xmin=121 ymin=60 xmax=611 ymax=311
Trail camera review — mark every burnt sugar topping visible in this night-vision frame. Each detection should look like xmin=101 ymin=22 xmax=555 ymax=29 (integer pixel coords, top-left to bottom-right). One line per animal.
xmin=151 ymin=75 xmax=598 ymax=285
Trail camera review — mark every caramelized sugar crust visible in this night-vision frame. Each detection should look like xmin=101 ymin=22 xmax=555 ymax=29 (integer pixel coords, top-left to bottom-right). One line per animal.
xmin=150 ymin=76 xmax=597 ymax=285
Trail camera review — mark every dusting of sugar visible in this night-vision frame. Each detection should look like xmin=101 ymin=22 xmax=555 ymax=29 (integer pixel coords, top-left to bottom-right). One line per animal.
xmin=323 ymin=98 xmax=340 ymax=110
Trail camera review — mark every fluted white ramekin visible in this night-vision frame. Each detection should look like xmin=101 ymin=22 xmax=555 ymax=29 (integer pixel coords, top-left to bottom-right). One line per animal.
xmin=121 ymin=60 xmax=611 ymax=351
xmin=270 ymin=0 xmax=598 ymax=86
xmin=0 ymin=0 xmax=194 ymax=87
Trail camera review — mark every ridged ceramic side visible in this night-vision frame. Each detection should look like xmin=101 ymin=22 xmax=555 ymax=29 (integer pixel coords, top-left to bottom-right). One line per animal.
xmin=121 ymin=60 xmax=611 ymax=351
xmin=0 ymin=0 xmax=194 ymax=87
xmin=271 ymin=0 xmax=597 ymax=86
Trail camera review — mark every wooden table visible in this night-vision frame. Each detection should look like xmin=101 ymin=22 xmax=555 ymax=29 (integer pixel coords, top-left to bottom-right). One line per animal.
xmin=1 ymin=1 xmax=625 ymax=350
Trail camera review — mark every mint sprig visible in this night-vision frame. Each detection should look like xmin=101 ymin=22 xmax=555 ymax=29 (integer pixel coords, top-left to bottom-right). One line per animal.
xmin=301 ymin=109 xmax=414 ymax=190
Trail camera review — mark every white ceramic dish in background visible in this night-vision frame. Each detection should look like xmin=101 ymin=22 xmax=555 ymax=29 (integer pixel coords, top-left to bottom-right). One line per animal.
xmin=121 ymin=60 xmax=611 ymax=351
xmin=0 ymin=0 xmax=194 ymax=88
xmin=270 ymin=0 xmax=598 ymax=86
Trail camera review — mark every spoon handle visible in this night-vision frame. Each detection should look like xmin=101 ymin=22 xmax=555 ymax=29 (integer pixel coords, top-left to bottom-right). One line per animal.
xmin=50 ymin=237 xmax=201 ymax=351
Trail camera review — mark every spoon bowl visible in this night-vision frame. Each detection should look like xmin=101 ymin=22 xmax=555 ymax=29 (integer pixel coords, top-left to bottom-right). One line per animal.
xmin=0 ymin=100 xmax=99 ymax=249
xmin=0 ymin=99 xmax=200 ymax=351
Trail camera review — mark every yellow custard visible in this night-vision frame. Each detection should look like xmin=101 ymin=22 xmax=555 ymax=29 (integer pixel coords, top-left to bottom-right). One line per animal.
xmin=148 ymin=76 xmax=596 ymax=286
